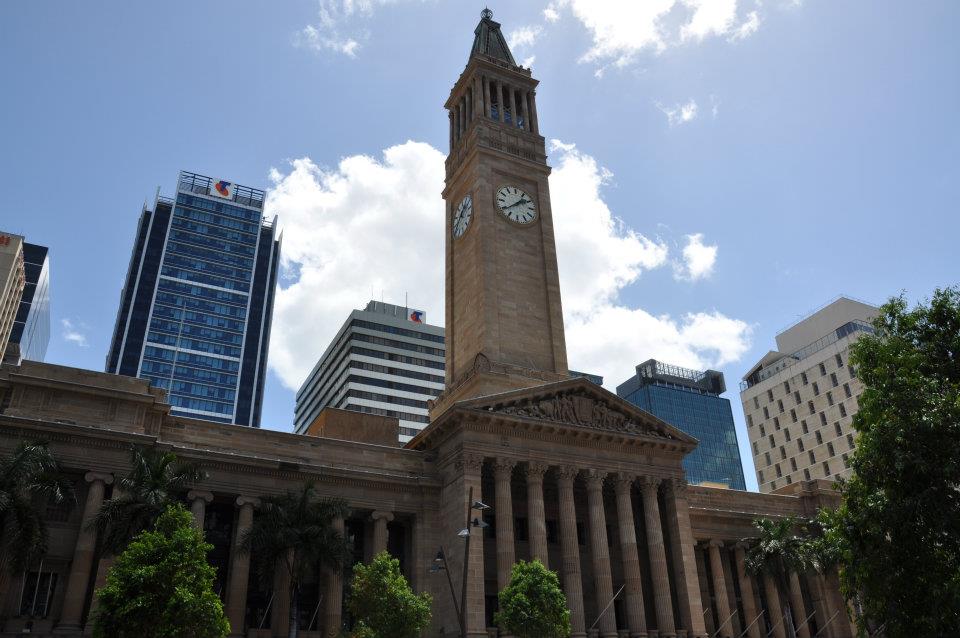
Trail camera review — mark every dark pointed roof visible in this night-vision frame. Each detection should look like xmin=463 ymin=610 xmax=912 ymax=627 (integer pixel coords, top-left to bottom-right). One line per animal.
xmin=470 ymin=8 xmax=517 ymax=66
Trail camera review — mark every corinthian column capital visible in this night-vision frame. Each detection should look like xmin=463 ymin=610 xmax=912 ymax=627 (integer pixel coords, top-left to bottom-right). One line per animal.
xmin=584 ymin=469 xmax=607 ymax=491
xmin=556 ymin=465 xmax=580 ymax=484
xmin=493 ymin=458 xmax=517 ymax=477
xmin=523 ymin=461 xmax=549 ymax=480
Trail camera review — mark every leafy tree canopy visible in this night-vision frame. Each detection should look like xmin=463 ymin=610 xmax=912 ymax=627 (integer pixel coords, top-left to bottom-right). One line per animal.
xmin=0 ymin=441 xmax=72 ymax=575
xmin=494 ymin=560 xmax=571 ymax=638
xmin=92 ymin=504 xmax=229 ymax=638
xmin=348 ymin=551 xmax=432 ymax=638
xmin=827 ymin=288 xmax=960 ymax=636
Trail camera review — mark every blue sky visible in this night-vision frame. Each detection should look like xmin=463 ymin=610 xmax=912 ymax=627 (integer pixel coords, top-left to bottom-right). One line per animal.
xmin=2 ymin=1 xmax=957 ymax=491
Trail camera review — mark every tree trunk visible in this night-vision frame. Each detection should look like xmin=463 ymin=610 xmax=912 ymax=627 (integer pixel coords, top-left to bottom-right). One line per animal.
xmin=288 ymin=583 xmax=299 ymax=638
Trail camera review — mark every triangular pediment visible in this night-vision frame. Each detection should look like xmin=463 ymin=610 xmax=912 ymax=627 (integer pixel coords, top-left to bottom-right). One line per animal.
xmin=455 ymin=377 xmax=698 ymax=445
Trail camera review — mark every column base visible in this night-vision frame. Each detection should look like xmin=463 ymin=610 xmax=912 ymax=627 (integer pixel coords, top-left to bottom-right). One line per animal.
xmin=630 ymin=632 xmax=649 ymax=638
xmin=53 ymin=624 xmax=84 ymax=634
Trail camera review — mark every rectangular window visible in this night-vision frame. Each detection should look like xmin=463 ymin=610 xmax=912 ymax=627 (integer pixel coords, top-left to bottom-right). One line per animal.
xmin=813 ymin=382 xmax=820 ymax=395
xmin=790 ymin=409 xmax=797 ymax=423
xmin=767 ymin=389 xmax=774 ymax=402
xmin=808 ymin=401 xmax=815 ymax=415
xmin=804 ymin=469 xmax=811 ymax=480
xmin=784 ymin=381 xmax=791 ymax=393
xmin=784 ymin=428 xmax=791 ymax=441
xmin=798 ymin=439 xmax=805 ymax=452
xmin=835 ymin=422 xmax=843 ymax=437
xmin=830 ymin=372 xmax=839 ymax=387
xmin=844 ymin=383 xmax=852 ymax=398
xmin=801 ymin=420 xmax=809 ymax=434
xmin=790 ymin=458 xmax=797 ymax=471
xmin=780 ymin=447 xmax=786 ymax=460
xmin=839 ymin=403 xmax=847 ymax=418
xmin=774 ymin=417 xmax=780 ymax=430
xmin=760 ymin=424 xmax=766 ymax=436
xmin=19 ymin=571 xmax=58 ymax=618
xmin=842 ymin=454 xmax=850 ymax=468
xmin=758 ymin=470 xmax=765 ymax=483
xmin=820 ymin=413 xmax=828 ymax=426
xmin=794 ymin=391 xmax=801 ymax=405
xmin=778 ymin=399 xmax=784 ymax=413
xmin=768 ymin=435 xmax=775 ymax=448
xmin=763 ymin=407 xmax=770 ymax=419
xmin=765 ymin=452 xmax=772 ymax=466
xmin=819 ymin=363 xmax=827 ymax=376
xmin=827 ymin=442 xmax=835 ymax=456
xmin=809 ymin=450 xmax=816 ymax=464
xmin=848 ymin=365 xmax=856 ymax=379
xmin=822 ymin=461 xmax=831 ymax=475
xmin=836 ymin=353 xmax=844 ymax=368
xmin=816 ymin=431 xmax=823 ymax=444
xmin=747 ymin=414 xmax=754 ymax=428
xmin=754 ymin=396 xmax=760 ymax=409
xmin=847 ymin=433 xmax=855 ymax=448
xmin=776 ymin=464 xmax=782 ymax=478
xmin=801 ymin=372 xmax=809 ymax=385
xmin=785 ymin=475 xmax=793 ymax=484
xmin=827 ymin=391 xmax=834 ymax=406
xmin=771 ymin=479 xmax=777 ymax=490
xmin=752 ymin=442 xmax=759 ymax=456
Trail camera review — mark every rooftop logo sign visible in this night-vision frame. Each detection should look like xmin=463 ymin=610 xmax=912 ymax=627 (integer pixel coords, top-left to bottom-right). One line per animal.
xmin=409 ymin=310 xmax=425 ymax=323
xmin=212 ymin=180 xmax=233 ymax=199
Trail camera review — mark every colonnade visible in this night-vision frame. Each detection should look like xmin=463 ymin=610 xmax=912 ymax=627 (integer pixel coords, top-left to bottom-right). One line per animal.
xmin=449 ymin=72 xmax=539 ymax=147
xmin=476 ymin=458 xmax=707 ymax=638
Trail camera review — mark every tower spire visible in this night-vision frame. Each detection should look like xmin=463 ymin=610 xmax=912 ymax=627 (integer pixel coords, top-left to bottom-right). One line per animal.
xmin=470 ymin=7 xmax=517 ymax=66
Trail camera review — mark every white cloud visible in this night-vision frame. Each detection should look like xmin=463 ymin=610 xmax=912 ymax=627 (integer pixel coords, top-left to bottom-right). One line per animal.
xmin=296 ymin=0 xmax=417 ymax=57
xmin=673 ymin=233 xmax=718 ymax=281
xmin=657 ymin=99 xmax=699 ymax=126
xmin=730 ymin=10 xmax=761 ymax=41
xmin=680 ymin=0 xmax=738 ymax=42
xmin=265 ymin=140 xmax=750 ymax=392
xmin=521 ymin=55 xmax=537 ymax=68
xmin=61 ymin=318 xmax=89 ymax=347
xmin=296 ymin=24 xmax=361 ymax=57
xmin=508 ymin=25 xmax=542 ymax=50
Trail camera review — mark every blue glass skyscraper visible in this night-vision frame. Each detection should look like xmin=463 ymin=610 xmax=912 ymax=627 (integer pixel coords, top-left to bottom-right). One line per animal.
xmin=4 ymin=242 xmax=50 ymax=365
xmin=617 ymin=359 xmax=746 ymax=490
xmin=106 ymin=171 xmax=280 ymax=427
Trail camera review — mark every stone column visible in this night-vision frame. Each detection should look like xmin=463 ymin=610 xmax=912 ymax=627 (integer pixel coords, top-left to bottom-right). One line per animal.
xmin=613 ymin=473 xmax=646 ymax=638
xmin=525 ymin=462 xmax=549 ymax=566
xmin=585 ymin=470 xmax=617 ymax=638
xmin=663 ymin=480 xmax=707 ymax=637
xmin=272 ymin=553 xmax=292 ymax=637
xmin=707 ymin=541 xmax=733 ymax=637
xmin=733 ymin=544 xmax=762 ymax=638
xmin=788 ymin=572 xmax=811 ymax=638
xmin=762 ymin=574 xmax=786 ymax=638
xmin=557 ymin=466 xmax=586 ymax=638
xmin=226 ymin=495 xmax=259 ymax=637
xmin=494 ymin=459 xmax=517 ymax=593
xmin=508 ymin=86 xmax=518 ymax=127
xmin=324 ymin=514 xmax=347 ymax=638
xmin=371 ymin=511 xmax=393 ymax=558
xmin=473 ymin=75 xmax=483 ymax=120
xmin=55 ymin=472 xmax=113 ymax=633
xmin=496 ymin=79 xmax=505 ymax=122
xmin=518 ymin=90 xmax=527 ymax=131
xmin=482 ymin=76 xmax=491 ymax=118
xmin=188 ymin=490 xmax=214 ymax=531
xmin=640 ymin=477 xmax=676 ymax=638
xmin=530 ymin=92 xmax=539 ymax=134
xmin=449 ymin=111 xmax=455 ymax=148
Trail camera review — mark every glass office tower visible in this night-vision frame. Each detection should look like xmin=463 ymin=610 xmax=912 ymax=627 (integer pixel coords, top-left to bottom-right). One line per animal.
xmin=4 ymin=242 xmax=50 ymax=365
xmin=106 ymin=171 xmax=280 ymax=427
xmin=617 ymin=359 xmax=746 ymax=490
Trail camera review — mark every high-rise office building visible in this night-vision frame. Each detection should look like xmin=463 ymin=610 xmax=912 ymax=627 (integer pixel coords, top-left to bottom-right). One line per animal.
xmin=294 ymin=301 xmax=444 ymax=444
xmin=0 ymin=233 xmax=26 ymax=360
xmin=106 ymin=171 xmax=280 ymax=427
xmin=740 ymin=297 xmax=878 ymax=493
xmin=4 ymin=242 xmax=50 ymax=365
xmin=617 ymin=359 xmax=747 ymax=490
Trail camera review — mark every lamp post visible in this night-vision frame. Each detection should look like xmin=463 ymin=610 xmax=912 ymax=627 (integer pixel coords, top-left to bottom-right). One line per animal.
xmin=430 ymin=485 xmax=492 ymax=638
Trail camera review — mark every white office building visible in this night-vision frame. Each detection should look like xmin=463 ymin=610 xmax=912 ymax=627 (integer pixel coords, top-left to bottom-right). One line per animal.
xmin=740 ymin=297 xmax=878 ymax=493
xmin=294 ymin=301 xmax=444 ymax=444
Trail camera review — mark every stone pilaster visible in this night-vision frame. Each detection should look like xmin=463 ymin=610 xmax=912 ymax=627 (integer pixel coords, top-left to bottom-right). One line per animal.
xmin=663 ymin=480 xmax=707 ymax=638
xmin=325 ymin=513 xmax=347 ymax=638
xmin=271 ymin=552 xmax=291 ymax=638
xmin=371 ymin=510 xmax=394 ymax=557
xmin=524 ymin=461 xmax=549 ymax=566
xmin=188 ymin=489 xmax=213 ymax=531
xmin=530 ymin=92 xmax=539 ymax=133
xmin=460 ymin=453 xmax=488 ymax=638
xmin=707 ymin=540 xmax=733 ymax=638
xmin=226 ymin=495 xmax=259 ymax=637
xmin=639 ymin=477 xmax=676 ymax=638
xmin=494 ymin=459 xmax=517 ymax=592
xmin=585 ymin=470 xmax=617 ymax=638
xmin=482 ymin=75 xmax=491 ymax=118
xmin=762 ymin=574 xmax=786 ymax=638
xmin=614 ymin=473 xmax=646 ymax=638
xmin=557 ymin=466 xmax=586 ymax=638
xmin=496 ymin=79 xmax=505 ymax=122
xmin=733 ymin=544 xmax=762 ymax=638
xmin=54 ymin=471 xmax=113 ymax=633
xmin=788 ymin=572 xmax=811 ymax=638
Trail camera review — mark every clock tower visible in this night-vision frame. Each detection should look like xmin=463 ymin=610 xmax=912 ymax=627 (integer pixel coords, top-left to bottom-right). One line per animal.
xmin=433 ymin=9 xmax=569 ymax=416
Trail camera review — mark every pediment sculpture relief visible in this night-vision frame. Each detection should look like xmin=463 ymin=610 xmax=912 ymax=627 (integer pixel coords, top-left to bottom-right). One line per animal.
xmin=491 ymin=392 xmax=675 ymax=439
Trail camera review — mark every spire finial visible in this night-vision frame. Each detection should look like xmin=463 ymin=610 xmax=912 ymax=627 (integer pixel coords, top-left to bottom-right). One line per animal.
xmin=481 ymin=7 xmax=493 ymax=20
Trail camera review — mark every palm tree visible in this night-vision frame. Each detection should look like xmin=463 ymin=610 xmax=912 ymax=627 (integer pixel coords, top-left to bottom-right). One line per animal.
xmin=0 ymin=442 xmax=73 ymax=606
xmin=744 ymin=516 xmax=815 ymax=638
xmin=241 ymin=482 xmax=352 ymax=638
xmin=92 ymin=445 xmax=204 ymax=554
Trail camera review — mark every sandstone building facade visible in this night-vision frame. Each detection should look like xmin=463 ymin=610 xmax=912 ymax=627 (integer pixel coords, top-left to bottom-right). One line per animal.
xmin=0 ymin=10 xmax=855 ymax=638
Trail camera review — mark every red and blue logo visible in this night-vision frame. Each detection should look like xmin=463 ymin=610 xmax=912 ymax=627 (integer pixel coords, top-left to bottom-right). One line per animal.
xmin=409 ymin=310 xmax=424 ymax=323
xmin=214 ymin=180 xmax=232 ymax=197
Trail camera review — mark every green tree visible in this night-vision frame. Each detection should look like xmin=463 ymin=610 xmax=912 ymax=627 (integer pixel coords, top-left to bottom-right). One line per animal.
xmin=0 ymin=442 xmax=72 ymax=604
xmin=92 ymin=504 xmax=229 ymax=638
xmin=348 ymin=551 xmax=432 ymax=638
xmin=494 ymin=560 xmax=571 ymax=638
xmin=93 ymin=446 xmax=204 ymax=554
xmin=241 ymin=483 xmax=351 ymax=638
xmin=744 ymin=516 xmax=814 ymax=638
xmin=827 ymin=288 xmax=960 ymax=636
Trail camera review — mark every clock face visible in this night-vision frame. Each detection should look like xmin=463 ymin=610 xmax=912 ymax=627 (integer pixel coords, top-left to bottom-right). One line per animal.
xmin=453 ymin=195 xmax=473 ymax=238
xmin=496 ymin=185 xmax=537 ymax=224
